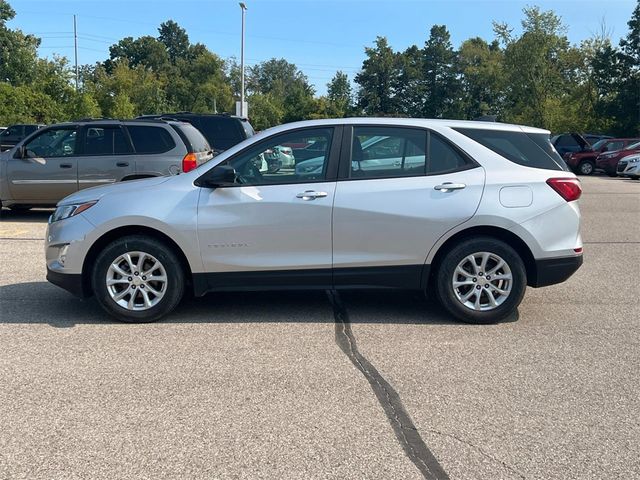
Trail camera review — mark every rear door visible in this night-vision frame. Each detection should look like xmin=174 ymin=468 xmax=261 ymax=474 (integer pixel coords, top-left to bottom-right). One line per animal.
xmin=77 ymin=125 xmax=136 ymax=190
xmin=7 ymin=126 xmax=79 ymax=202
xmin=332 ymin=125 xmax=485 ymax=288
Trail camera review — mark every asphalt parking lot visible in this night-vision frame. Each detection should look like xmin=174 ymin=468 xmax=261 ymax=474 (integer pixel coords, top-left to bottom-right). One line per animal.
xmin=0 ymin=175 xmax=638 ymax=480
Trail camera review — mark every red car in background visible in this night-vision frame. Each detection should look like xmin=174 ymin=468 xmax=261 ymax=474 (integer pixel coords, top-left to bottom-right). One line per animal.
xmin=564 ymin=137 xmax=640 ymax=175
xmin=596 ymin=141 xmax=640 ymax=176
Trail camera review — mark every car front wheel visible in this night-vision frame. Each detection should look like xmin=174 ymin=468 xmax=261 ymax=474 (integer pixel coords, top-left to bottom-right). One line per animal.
xmin=92 ymin=235 xmax=185 ymax=323
xmin=578 ymin=161 xmax=594 ymax=175
xmin=435 ymin=237 xmax=527 ymax=324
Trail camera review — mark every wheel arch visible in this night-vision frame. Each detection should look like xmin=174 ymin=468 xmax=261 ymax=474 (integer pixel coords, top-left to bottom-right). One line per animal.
xmin=427 ymin=225 xmax=537 ymax=288
xmin=81 ymin=225 xmax=194 ymax=297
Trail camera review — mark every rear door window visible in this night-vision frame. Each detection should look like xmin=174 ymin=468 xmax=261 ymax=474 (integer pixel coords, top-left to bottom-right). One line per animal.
xmin=428 ymin=133 xmax=470 ymax=174
xmin=127 ymin=125 xmax=176 ymax=154
xmin=172 ymin=123 xmax=211 ymax=153
xmin=82 ymin=126 xmax=133 ymax=155
xmin=455 ymin=128 xmax=567 ymax=171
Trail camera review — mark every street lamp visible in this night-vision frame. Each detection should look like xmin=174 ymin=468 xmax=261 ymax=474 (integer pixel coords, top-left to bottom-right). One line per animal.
xmin=239 ymin=2 xmax=247 ymax=118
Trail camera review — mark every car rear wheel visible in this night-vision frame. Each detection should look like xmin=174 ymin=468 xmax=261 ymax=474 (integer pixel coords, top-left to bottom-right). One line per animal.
xmin=435 ymin=237 xmax=527 ymax=324
xmin=92 ymin=235 xmax=185 ymax=323
xmin=578 ymin=161 xmax=594 ymax=175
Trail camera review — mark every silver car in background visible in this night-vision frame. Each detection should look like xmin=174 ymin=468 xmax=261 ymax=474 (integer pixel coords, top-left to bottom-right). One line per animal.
xmin=44 ymin=118 xmax=583 ymax=324
xmin=0 ymin=119 xmax=213 ymax=211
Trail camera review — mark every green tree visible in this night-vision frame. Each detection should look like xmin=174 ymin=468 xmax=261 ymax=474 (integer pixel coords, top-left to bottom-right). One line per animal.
xmin=158 ymin=20 xmax=190 ymax=64
xmin=327 ymin=71 xmax=352 ymax=116
xmin=106 ymin=35 xmax=169 ymax=72
xmin=458 ymin=38 xmax=504 ymax=120
xmin=246 ymin=93 xmax=283 ymax=130
xmin=0 ymin=0 xmax=40 ymax=85
xmin=421 ymin=25 xmax=463 ymax=118
xmin=614 ymin=1 xmax=640 ymax=134
xmin=355 ymin=36 xmax=400 ymax=115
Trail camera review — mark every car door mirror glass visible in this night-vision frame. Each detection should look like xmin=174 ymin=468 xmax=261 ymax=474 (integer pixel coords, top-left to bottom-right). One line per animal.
xmin=196 ymin=164 xmax=237 ymax=188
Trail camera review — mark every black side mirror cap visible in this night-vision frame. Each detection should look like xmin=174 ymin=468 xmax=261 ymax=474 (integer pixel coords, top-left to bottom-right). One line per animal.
xmin=194 ymin=164 xmax=237 ymax=188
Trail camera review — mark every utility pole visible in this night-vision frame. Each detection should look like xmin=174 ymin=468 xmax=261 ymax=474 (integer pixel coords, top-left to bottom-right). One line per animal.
xmin=239 ymin=2 xmax=247 ymax=118
xmin=73 ymin=14 xmax=79 ymax=92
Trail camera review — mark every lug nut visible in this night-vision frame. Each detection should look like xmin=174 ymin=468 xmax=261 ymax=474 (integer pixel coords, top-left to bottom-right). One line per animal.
xmin=128 ymin=277 xmax=132 ymax=281
xmin=140 ymin=285 xmax=145 ymax=289
xmin=486 ymin=275 xmax=491 ymax=280
xmin=134 ymin=271 xmax=139 ymax=276
xmin=485 ymin=284 xmax=489 ymax=288
xmin=479 ymin=272 xmax=484 ymax=276
xmin=131 ymin=285 xmax=136 ymax=289
xmin=142 ymin=276 xmax=146 ymax=281
xmin=476 ymin=285 xmax=481 ymax=290
xmin=472 ymin=278 xmax=477 ymax=282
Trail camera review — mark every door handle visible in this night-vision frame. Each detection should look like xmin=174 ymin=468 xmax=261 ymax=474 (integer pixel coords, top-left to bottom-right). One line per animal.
xmin=434 ymin=182 xmax=466 ymax=192
xmin=116 ymin=161 xmax=130 ymax=167
xmin=60 ymin=163 xmax=73 ymax=169
xmin=296 ymin=190 xmax=328 ymax=200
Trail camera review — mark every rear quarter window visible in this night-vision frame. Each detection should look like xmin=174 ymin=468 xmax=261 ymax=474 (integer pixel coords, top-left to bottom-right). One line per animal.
xmin=199 ymin=118 xmax=244 ymax=151
xmin=455 ymin=128 xmax=567 ymax=171
xmin=126 ymin=125 xmax=176 ymax=154
xmin=172 ymin=123 xmax=211 ymax=153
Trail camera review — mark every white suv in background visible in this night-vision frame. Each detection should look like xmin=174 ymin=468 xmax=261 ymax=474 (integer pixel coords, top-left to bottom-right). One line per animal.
xmin=44 ymin=118 xmax=583 ymax=324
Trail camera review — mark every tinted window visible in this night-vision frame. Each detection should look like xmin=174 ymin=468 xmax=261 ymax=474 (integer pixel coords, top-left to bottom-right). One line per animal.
xmin=24 ymin=128 xmax=77 ymax=157
xmin=429 ymin=133 xmax=469 ymax=174
xmin=626 ymin=141 xmax=640 ymax=150
xmin=231 ymin=128 xmax=333 ymax=185
xmin=605 ymin=141 xmax=624 ymax=151
xmin=83 ymin=127 xmax=132 ymax=155
xmin=127 ymin=126 xmax=175 ymax=154
xmin=24 ymin=125 xmax=38 ymax=134
xmin=198 ymin=117 xmax=243 ymax=150
xmin=455 ymin=128 xmax=566 ymax=171
xmin=172 ymin=123 xmax=211 ymax=153
xmin=351 ymin=127 xmax=427 ymax=178
xmin=555 ymin=135 xmax=578 ymax=147
xmin=3 ymin=126 xmax=21 ymax=137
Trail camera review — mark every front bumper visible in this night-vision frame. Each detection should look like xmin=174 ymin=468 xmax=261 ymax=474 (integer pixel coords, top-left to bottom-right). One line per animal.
xmin=529 ymin=255 xmax=583 ymax=288
xmin=47 ymin=267 xmax=87 ymax=298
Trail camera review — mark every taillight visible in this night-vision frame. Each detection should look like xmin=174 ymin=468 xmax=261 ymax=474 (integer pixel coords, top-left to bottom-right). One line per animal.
xmin=546 ymin=177 xmax=582 ymax=202
xmin=182 ymin=153 xmax=197 ymax=173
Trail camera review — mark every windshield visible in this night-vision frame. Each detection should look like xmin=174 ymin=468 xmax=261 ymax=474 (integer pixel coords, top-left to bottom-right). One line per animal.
xmin=626 ymin=141 xmax=640 ymax=150
xmin=590 ymin=139 xmax=606 ymax=150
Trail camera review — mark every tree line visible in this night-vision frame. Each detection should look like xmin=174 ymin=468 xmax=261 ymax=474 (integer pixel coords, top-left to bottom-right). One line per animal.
xmin=1 ymin=0 xmax=638 ymax=135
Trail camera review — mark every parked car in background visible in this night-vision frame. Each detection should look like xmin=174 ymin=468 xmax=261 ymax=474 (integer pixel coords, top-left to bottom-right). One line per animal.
xmin=0 ymin=127 xmax=6 ymax=134
xmin=45 ymin=118 xmax=582 ymax=325
xmin=551 ymin=133 xmax=612 ymax=157
xmin=616 ymin=152 xmax=640 ymax=179
xmin=137 ymin=113 xmax=254 ymax=154
xmin=0 ymin=124 xmax=44 ymax=151
xmin=0 ymin=119 xmax=213 ymax=210
xmin=596 ymin=141 xmax=640 ymax=176
xmin=564 ymin=138 xmax=640 ymax=175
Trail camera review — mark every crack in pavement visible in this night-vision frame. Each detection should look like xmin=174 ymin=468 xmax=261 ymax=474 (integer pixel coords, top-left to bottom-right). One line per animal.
xmin=423 ymin=428 xmax=526 ymax=479
xmin=327 ymin=289 xmax=449 ymax=480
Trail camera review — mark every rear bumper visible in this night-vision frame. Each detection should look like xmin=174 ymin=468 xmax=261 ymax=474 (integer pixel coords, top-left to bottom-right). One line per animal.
xmin=47 ymin=267 xmax=88 ymax=298
xmin=529 ymin=255 xmax=583 ymax=288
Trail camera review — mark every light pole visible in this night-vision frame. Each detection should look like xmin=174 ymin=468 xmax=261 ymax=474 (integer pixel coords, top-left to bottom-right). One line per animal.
xmin=239 ymin=2 xmax=247 ymax=118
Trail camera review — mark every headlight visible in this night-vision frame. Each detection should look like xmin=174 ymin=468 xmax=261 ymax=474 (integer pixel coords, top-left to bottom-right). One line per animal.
xmin=628 ymin=158 xmax=639 ymax=163
xmin=50 ymin=201 xmax=97 ymax=223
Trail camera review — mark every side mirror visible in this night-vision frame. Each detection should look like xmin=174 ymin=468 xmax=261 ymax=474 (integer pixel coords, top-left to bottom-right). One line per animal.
xmin=15 ymin=145 xmax=26 ymax=159
xmin=194 ymin=164 xmax=237 ymax=188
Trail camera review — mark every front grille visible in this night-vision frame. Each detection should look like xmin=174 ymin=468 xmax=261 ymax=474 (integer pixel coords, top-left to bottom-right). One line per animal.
xmin=617 ymin=161 xmax=628 ymax=172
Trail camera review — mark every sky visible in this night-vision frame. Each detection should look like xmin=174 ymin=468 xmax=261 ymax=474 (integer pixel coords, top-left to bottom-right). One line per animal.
xmin=7 ymin=0 xmax=638 ymax=96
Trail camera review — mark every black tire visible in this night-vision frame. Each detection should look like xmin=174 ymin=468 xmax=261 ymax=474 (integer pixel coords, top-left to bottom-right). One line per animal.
xmin=91 ymin=235 xmax=185 ymax=323
xmin=434 ymin=237 xmax=527 ymax=324
xmin=631 ymin=176 xmax=639 ymax=180
xmin=577 ymin=161 xmax=594 ymax=176
xmin=8 ymin=205 xmax=32 ymax=211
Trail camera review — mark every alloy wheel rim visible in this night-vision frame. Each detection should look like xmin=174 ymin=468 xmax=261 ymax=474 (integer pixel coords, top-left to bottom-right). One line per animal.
xmin=106 ymin=251 xmax=167 ymax=311
xmin=452 ymin=252 xmax=513 ymax=312
xmin=581 ymin=163 xmax=593 ymax=174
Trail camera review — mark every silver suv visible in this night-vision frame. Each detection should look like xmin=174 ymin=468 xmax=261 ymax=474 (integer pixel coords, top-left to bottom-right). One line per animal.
xmin=45 ymin=118 xmax=583 ymax=324
xmin=0 ymin=119 xmax=213 ymax=210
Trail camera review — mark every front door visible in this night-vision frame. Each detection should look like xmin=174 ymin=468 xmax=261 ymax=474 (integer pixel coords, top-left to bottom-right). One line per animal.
xmin=77 ymin=125 xmax=135 ymax=190
xmin=7 ymin=126 xmax=79 ymax=203
xmin=332 ymin=125 xmax=485 ymax=288
xmin=197 ymin=126 xmax=340 ymax=289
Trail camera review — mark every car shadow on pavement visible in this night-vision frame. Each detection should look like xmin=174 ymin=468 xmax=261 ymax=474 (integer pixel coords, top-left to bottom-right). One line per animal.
xmin=0 ymin=281 xmax=511 ymax=327
xmin=0 ymin=208 xmax=53 ymax=223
